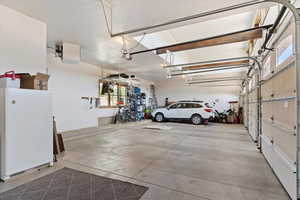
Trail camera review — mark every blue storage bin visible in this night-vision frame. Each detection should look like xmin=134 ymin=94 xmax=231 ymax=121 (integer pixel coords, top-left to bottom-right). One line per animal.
xmin=134 ymin=87 xmax=141 ymax=94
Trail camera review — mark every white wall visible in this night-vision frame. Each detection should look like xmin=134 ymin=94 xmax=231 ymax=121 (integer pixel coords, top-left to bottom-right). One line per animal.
xmin=47 ymin=55 xmax=119 ymax=132
xmin=0 ymin=5 xmax=47 ymax=74
xmin=0 ymin=5 xmax=152 ymax=132
xmin=156 ymin=79 xmax=239 ymax=112
xmin=48 ymin=55 xmax=154 ymax=132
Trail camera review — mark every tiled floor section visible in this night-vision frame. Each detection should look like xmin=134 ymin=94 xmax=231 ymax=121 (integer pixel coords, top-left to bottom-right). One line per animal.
xmin=0 ymin=121 xmax=290 ymax=200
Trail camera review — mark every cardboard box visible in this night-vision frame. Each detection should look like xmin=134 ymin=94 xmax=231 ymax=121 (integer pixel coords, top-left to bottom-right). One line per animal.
xmin=19 ymin=73 xmax=50 ymax=90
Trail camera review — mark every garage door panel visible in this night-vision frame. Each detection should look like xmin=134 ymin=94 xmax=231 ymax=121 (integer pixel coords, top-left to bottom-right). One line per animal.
xmin=272 ymin=126 xmax=296 ymax=162
xmin=262 ymin=120 xmax=273 ymax=139
xmin=249 ymin=103 xmax=257 ymax=117
xmin=262 ymin=102 xmax=272 ymax=119
xmin=249 ymin=121 xmax=257 ymax=140
xmin=249 ymin=93 xmax=253 ymax=103
xmin=261 ymin=137 xmax=296 ymax=200
xmin=272 ymin=99 xmax=296 ymax=129
xmin=248 ymin=101 xmax=258 ymax=141
xmin=272 ymin=72 xmax=282 ymax=98
xmin=273 ymin=66 xmax=296 ymax=98
xmin=262 ymin=79 xmax=273 ymax=100
xmin=243 ymin=97 xmax=248 ymax=127
xmin=240 ymin=94 xmax=248 ymax=127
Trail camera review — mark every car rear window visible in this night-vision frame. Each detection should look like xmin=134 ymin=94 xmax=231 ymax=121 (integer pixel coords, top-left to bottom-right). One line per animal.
xmin=205 ymin=103 xmax=212 ymax=108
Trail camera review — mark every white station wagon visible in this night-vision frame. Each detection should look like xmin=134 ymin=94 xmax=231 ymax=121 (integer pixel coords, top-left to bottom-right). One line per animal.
xmin=152 ymin=101 xmax=213 ymax=125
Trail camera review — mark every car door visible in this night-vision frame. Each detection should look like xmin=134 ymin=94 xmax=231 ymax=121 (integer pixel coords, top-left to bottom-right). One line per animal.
xmin=173 ymin=103 xmax=187 ymax=118
xmin=185 ymin=103 xmax=196 ymax=118
xmin=164 ymin=103 xmax=179 ymax=118
xmin=170 ymin=103 xmax=190 ymax=119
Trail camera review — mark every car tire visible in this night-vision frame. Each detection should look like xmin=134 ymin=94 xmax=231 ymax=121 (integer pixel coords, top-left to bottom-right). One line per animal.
xmin=191 ymin=114 xmax=202 ymax=125
xmin=155 ymin=113 xmax=165 ymax=122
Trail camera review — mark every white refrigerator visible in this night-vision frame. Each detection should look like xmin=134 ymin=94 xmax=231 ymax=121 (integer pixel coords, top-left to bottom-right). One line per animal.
xmin=0 ymin=88 xmax=53 ymax=180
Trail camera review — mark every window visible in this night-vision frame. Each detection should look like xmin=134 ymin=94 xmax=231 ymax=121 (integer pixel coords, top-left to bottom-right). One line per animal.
xmin=276 ymin=34 xmax=294 ymax=66
xmin=204 ymin=103 xmax=211 ymax=108
xmin=99 ymin=81 xmax=127 ymax=107
xmin=110 ymin=84 xmax=118 ymax=107
xmin=186 ymin=103 xmax=195 ymax=108
xmin=177 ymin=103 xmax=186 ymax=109
xmin=194 ymin=104 xmax=203 ymax=108
xmin=99 ymin=82 xmax=110 ymax=107
xmin=169 ymin=104 xmax=178 ymax=109
xmin=119 ymin=85 xmax=127 ymax=106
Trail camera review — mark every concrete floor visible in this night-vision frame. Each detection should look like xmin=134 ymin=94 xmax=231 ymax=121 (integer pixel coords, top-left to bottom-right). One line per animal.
xmin=0 ymin=121 xmax=290 ymax=200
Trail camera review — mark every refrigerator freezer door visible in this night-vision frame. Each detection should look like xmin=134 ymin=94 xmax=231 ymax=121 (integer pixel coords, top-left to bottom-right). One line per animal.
xmin=3 ymin=88 xmax=53 ymax=177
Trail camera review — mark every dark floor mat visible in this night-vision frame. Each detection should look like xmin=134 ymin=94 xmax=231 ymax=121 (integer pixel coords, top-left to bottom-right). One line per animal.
xmin=0 ymin=168 xmax=148 ymax=200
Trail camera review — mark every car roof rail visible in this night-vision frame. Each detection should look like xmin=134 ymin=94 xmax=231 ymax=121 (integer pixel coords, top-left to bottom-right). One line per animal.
xmin=177 ymin=100 xmax=204 ymax=103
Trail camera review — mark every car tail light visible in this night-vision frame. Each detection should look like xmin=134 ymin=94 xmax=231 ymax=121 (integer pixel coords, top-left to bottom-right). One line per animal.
xmin=204 ymin=108 xmax=212 ymax=113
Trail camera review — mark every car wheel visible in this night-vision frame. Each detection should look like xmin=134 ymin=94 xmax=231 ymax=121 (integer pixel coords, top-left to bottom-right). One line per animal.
xmin=191 ymin=114 xmax=202 ymax=125
xmin=155 ymin=113 xmax=164 ymax=122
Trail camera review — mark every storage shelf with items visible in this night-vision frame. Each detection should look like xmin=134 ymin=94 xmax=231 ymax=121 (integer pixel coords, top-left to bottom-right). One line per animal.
xmin=98 ymin=74 xmax=147 ymax=123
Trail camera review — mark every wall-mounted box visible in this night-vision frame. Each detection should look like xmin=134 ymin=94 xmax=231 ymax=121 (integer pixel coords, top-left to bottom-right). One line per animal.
xmin=62 ymin=43 xmax=81 ymax=64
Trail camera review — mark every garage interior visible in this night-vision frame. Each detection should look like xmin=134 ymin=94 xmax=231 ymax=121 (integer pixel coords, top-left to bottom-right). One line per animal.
xmin=0 ymin=0 xmax=300 ymax=200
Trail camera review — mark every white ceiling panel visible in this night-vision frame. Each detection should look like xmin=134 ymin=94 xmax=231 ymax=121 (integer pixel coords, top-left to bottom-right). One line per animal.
xmin=0 ymin=0 xmax=274 ymax=81
xmin=110 ymin=0 xmax=275 ymax=35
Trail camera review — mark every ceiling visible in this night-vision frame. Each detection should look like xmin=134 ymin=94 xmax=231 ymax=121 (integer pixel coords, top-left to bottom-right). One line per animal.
xmin=131 ymin=11 xmax=256 ymax=83
xmin=110 ymin=0 xmax=273 ymax=36
xmin=0 ymin=0 xmax=275 ymax=82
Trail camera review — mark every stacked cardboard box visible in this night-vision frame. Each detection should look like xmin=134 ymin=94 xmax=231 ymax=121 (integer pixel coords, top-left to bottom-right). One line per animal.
xmin=19 ymin=73 xmax=50 ymax=90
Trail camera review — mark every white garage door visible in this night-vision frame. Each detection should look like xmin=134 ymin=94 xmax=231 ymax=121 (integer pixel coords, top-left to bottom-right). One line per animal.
xmin=260 ymin=23 xmax=296 ymax=199
xmin=248 ymin=75 xmax=259 ymax=142
xmin=240 ymin=87 xmax=248 ymax=128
